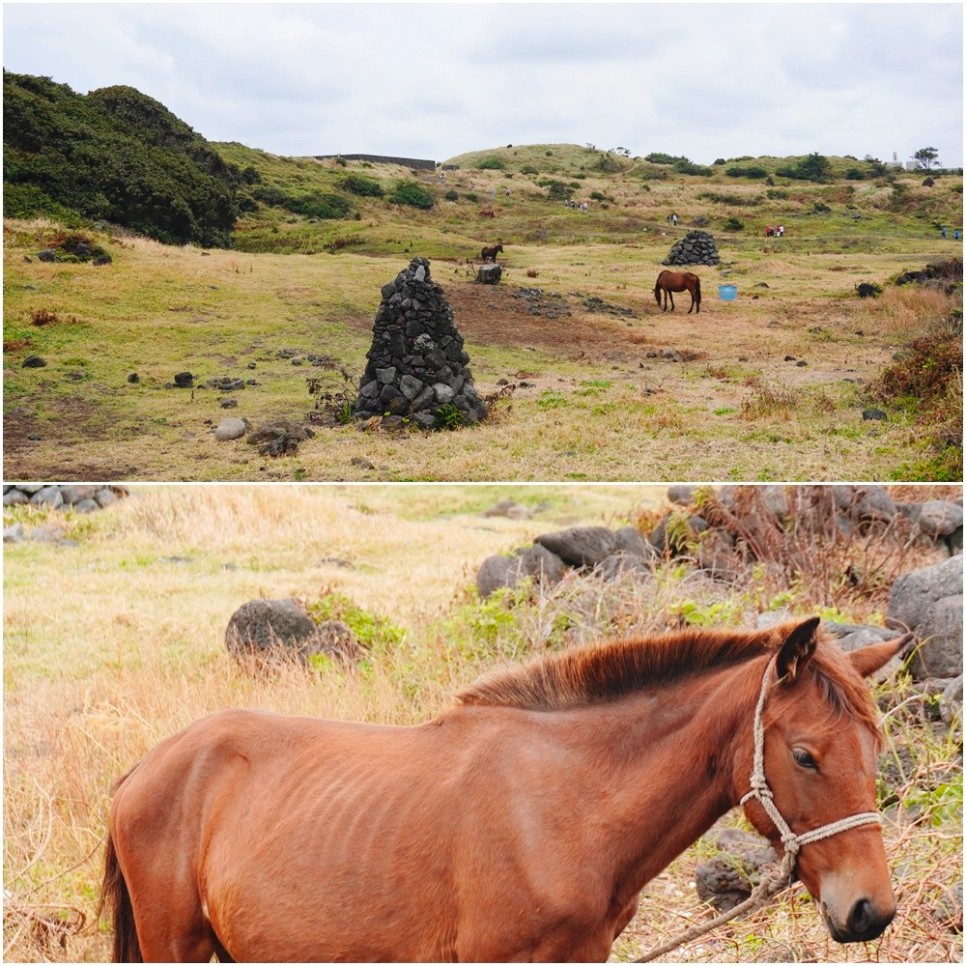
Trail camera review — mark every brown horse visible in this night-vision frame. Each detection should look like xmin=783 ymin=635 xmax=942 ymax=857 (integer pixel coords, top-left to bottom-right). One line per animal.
xmin=480 ymin=242 xmax=503 ymax=262
xmin=654 ymin=269 xmax=701 ymax=313
xmin=101 ymin=618 xmax=906 ymax=962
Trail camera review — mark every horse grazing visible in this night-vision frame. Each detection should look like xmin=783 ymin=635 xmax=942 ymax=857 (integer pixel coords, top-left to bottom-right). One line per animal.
xmin=101 ymin=618 xmax=907 ymax=962
xmin=654 ymin=269 xmax=701 ymax=313
xmin=481 ymin=242 xmax=503 ymax=262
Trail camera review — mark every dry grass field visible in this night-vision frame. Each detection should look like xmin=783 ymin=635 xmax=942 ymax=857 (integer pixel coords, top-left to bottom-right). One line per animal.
xmin=3 ymin=148 xmax=962 ymax=482
xmin=2 ymin=485 xmax=961 ymax=963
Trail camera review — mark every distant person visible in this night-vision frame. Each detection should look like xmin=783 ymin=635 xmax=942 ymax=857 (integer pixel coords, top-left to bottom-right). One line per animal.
xmin=777 ymin=225 xmax=784 ymax=237
xmin=940 ymin=226 xmax=948 ymax=238
xmin=955 ymin=229 xmax=960 ymax=241
xmin=672 ymin=213 xmax=678 ymax=226
xmin=765 ymin=225 xmax=773 ymax=237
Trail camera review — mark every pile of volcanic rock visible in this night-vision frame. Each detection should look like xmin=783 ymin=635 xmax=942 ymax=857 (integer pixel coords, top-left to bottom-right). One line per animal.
xmin=353 ymin=258 xmax=488 ymax=429
xmin=662 ymin=229 xmax=720 ymax=266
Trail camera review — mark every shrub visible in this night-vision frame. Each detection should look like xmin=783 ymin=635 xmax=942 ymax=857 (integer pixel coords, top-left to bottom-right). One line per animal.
xmin=542 ymin=180 xmax=574 ymax=201
xmin=775 ymin=152 xmax=831 ymax=182
xmin=726 ymin=165 xmax=769 ymax=179
xmin=673 ymin=159 xmax=713 ymax=177
xmin=722 ymin=216 xmax=745 ymax=231
xmin=645 ymin=152 xmax=688 ymax=165
xmin=340 ymin=173 xmax=384 ymax=197
xmin=444 ymin=189 xmax=459 ymax=202
xmin=475 ymin=156 xmax=506 ymax=170
xmin=389 ymin=180 xmax=434 ymax=209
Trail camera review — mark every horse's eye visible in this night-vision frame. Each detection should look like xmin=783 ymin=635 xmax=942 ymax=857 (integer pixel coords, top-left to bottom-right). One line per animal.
xmin=793 ymin=748 xmax=818 ymax=770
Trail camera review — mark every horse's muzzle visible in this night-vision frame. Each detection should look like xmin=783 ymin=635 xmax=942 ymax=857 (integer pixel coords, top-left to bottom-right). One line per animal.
xmin=823 ymin=897 xmax=896 ymax=943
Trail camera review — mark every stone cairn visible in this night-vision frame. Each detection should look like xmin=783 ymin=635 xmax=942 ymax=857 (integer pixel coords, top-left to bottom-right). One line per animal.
xmin=353 ymin=258 xmax=488 ymax=429
xmin=662 ymin=230 xmax=721 ymax=266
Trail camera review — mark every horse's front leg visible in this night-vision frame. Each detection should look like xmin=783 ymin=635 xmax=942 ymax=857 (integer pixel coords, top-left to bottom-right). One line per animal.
xmin=667 ymin=291 xmax=674 ymax=311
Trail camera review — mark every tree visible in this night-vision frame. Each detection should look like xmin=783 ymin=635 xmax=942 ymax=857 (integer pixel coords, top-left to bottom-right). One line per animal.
xmin=911 ymin=147 xmax=941 ymax=170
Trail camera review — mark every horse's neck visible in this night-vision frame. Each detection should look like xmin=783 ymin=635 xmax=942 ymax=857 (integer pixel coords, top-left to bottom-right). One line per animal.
xmin=580 ymin=661 xmax=759 ymax=901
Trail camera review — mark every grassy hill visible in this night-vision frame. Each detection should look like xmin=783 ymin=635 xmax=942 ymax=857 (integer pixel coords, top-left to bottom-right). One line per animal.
xmin=214 ymin=140 xmax=963 ymax=259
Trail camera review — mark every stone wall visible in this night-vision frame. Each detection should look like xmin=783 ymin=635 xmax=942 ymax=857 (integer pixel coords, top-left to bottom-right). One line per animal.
xmin=312 ymin=153 xmax=436 ymax=171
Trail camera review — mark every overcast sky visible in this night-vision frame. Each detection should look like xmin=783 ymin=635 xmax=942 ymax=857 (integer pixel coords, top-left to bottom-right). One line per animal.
xmin=3 ymin=2 xmax=963 ymax=167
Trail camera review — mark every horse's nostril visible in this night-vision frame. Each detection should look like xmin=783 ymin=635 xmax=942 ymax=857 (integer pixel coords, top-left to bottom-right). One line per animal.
xmin=847 ymin=898 xmax=892 ymax=940
xmin=849 ymin=899 xmax=874 ymax=935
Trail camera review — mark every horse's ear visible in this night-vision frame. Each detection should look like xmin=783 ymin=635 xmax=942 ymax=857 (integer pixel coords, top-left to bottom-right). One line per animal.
xmin=775 ymin=617 xmax=821 ymax=682
xmin=849 ymin=633 xmax=914 ymax=678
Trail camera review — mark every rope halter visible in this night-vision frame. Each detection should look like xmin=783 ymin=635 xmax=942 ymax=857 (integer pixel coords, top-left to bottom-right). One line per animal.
xmin=738 ymin=654 xmax=882 ymax=879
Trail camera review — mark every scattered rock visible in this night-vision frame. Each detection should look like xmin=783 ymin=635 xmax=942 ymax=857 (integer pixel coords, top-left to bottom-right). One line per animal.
xmin=477 ymin=544 xmax=568 ymax=598
xmin=214 ymin=417 xmax=248 ymax=441
xmin=225 ymin=598 xmax=362 ymax=668
xmin=246 ymin=419 xmax=311 ymax=457
xmin=476 ymin=264 xmax=502 ymax=284
xmin=482 ymin=499 xmax=533 ymax=520
xmin=173 ymin=371 xmax=194 ymax=388
xmin=535 ymin=526 xmax=621 ymax=568
xmin=694 ymin=828 xmax=777 ymax=912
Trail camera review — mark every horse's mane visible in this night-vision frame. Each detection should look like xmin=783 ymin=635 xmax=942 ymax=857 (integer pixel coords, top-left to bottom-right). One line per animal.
xmin=454 ymin=624 xmax=879 ymax=732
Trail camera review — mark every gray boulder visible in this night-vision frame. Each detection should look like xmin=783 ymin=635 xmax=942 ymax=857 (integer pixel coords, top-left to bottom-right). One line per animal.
xmin=30 ymin=485 xmax=64 ymax=509
xmin=888 ymin=555 xmax=963 ymax=679
xmin=535 ymin=526 xmax=620 ymax=567
xmin=593 ymin=551 xmax=654 ymax=582
xmin=476 ymin=264 xmax=502 ymax=284
xmin=477 ymin=544 xmax=567 ymax=598
xmin=694 ymin=828 xmax=777 ymax=912
xmin=914 ymin=501 xmax=964 ymax=541
xmin=214 ymin=417 xmax=249 ymax=441
xmin=225 ymin=598 xmax=360 ymax=667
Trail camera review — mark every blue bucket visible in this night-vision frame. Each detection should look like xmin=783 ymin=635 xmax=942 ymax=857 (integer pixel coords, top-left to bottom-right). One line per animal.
xmin=718 ymin=284 xmax=738 ymax=302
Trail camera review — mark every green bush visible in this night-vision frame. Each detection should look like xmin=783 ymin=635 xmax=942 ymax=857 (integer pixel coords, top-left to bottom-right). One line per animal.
xmin=340 ymin=172 xmax=384 ymax=197
xmin=775 ymin=152 xmax=831 ymax=183
xmin=390 ymin=180 xmax=434 ymax=209
xmin=475 ymin=156 xmax=506 ymax=170
xmin=726 ymin=165 xmax=769 ymax=179
xmin=674 ymin=159 xmax=714 ymax=177
xmin=645 ymin=152 xmax=688 ymax=165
